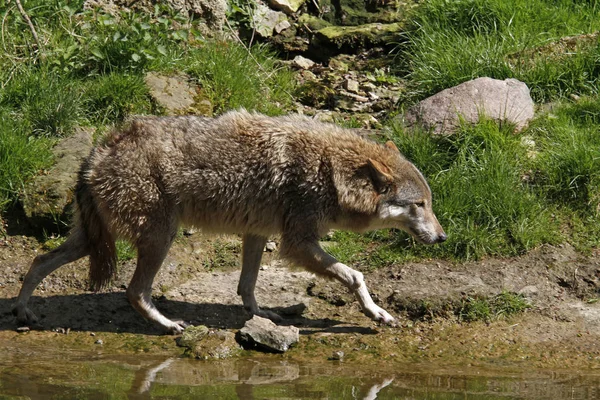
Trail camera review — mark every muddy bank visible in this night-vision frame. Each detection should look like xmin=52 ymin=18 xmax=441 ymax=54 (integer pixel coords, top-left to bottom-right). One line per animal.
xmin=1 ymin=233 xmax=600 ymax=369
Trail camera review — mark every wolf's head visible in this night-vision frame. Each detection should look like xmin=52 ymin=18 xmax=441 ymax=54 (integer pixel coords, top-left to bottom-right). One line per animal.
xmin=368 ymin=141 xmax=447 ymax=245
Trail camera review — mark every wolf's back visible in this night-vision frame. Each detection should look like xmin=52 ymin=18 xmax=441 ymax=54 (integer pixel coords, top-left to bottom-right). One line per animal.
xmin=75 ymin=152 xmax=117 ymax=291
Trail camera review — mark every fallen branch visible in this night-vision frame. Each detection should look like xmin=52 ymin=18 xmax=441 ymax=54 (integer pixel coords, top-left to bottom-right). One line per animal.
xmin=13 ymin=0 xmax=43 ymax=54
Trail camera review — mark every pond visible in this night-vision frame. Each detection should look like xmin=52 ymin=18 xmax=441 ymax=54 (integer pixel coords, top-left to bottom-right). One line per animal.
xmin=2 ymin=347 xmax=600 ymax=399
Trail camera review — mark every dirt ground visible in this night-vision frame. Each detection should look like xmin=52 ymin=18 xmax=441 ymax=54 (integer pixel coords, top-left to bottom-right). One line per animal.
xmin=1 ymin=230 xmax=600 ymax=369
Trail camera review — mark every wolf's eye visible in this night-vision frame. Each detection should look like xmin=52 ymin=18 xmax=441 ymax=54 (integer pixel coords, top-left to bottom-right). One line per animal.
xmin=415 ymin=201 xmax=425 ymax=207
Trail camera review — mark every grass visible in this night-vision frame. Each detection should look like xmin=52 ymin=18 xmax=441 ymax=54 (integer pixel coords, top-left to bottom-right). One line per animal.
xmin=399 ymin=0 xmax=600 ymax=103
xmin=0 ymin=1 xmax=295 ymax=213
xmin=456 ymin=291 xmax=531 ymax=323
xmin=0 ymin=109 xmax=53 ymax=209
xmin=389 ymin=290 xmax=531 ymax=322
xmin=328 ymin=102 xmax=599 ymax=264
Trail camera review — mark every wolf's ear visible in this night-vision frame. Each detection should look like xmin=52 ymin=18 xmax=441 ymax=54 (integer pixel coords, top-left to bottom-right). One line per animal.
xmin=385 ymin=141 xmax=399 ymax=153
xmin=367 ymin=158 xmax=393 ymax=193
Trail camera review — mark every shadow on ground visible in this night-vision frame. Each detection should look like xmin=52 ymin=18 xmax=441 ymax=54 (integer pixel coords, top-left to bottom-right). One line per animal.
xmin=0 ymin=293 xmax=374 ymax=335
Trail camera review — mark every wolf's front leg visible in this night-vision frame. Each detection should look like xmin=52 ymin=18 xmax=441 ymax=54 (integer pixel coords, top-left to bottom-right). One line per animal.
xmin=130 ymin=234 xmax=188 ymax=334
xmin=238 ymin=234 xmax=282 ymax=322
xmin=281 ymin=240 xmax=394 ymax=324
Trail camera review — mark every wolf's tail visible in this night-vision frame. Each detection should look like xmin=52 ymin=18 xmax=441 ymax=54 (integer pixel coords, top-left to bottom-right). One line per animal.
xmin=75 ymin=154 xmax=117 ymax=291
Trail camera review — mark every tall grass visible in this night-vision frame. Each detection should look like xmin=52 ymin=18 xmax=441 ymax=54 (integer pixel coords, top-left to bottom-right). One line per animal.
xmin=400 ymin=0 xmax=600 ymax=103
xmin=531 ymin=99 xmax=600 ymax=213
xmin=0 ymin=110 xmax=53 ymax=208
xmin=184 ymin=41 xmax=295 ymax=115
xmin=392 ymin=119 xmax=559 ymax=260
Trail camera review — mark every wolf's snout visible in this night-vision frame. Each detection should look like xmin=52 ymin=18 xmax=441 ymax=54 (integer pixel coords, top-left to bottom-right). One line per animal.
xmin=437 ymin=232 xmax=448 ymax=243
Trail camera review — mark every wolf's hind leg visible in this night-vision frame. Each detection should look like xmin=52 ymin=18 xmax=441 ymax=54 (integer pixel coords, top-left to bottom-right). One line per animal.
xmin=282 ymin=239 xmax=395 ymax=324
xmin=13 ymin=228 xmax=90 ymax=326
xmin=127 ymin=229 xmax=186 ymax=334
xmin=238 ymin=234 xmax=282 ymax=322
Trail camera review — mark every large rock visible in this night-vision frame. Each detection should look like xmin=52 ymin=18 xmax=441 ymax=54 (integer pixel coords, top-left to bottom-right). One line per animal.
xmin=237 ymin=315 xmax=299 ymax=353
xmin=404 ymin=77 xmax=535 ymax=134
xmin=21 ymin=127 xmax=94 ymax=232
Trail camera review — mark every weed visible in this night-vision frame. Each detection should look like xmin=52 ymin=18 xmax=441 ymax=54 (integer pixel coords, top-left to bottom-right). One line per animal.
xmin=2 ymin=68 xmax=82 ymax=138
xmin=83 ymin=73 xmax=153 ymax=124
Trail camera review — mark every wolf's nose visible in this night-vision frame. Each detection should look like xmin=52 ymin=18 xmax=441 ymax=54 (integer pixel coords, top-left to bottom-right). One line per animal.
xmin=437 ymin=233 xmax=447 ymax=243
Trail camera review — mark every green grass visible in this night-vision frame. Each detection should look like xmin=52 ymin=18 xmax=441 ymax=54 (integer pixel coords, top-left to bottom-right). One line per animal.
xmin=0 ymin=1 xmax=295 ymax=216
xmin=0 ymin=109 xmax=53 ymax=208
xmin=183 ymin=40 xmax=295 ymax=115
xmin=329 ymin=103 xmax=599 ymax=264
xmin=457 ymin=291 xmax=531 ymax=323
xmin=399 ymin=0 xmax=600 ymax=103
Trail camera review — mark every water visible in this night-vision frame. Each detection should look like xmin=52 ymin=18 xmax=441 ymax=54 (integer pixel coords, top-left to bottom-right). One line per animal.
xmin=2 ymin=349 xmax=600 ymax=400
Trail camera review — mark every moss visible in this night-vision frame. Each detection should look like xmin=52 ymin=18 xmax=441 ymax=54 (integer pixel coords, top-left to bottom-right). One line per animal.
xmin=314 ymin=22 xmax=404 ymax=51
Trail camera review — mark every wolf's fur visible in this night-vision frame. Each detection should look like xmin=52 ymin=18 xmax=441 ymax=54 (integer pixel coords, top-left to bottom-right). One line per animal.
xmin=13 ymin=110 xmax=446 ymax=333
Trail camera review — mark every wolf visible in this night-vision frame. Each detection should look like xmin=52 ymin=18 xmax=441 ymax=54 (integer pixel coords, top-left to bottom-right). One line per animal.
xmin=13 ymin=110 xmax=446 ymax=334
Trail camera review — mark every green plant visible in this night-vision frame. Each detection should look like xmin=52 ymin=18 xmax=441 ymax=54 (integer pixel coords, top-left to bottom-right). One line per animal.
xmin=116 ymin=240 xmax=137 ymax=261
xmin=203 ymin=238 xmax=241 ymax=270
xmin=1 ymin=68 xmax=83 ymax=138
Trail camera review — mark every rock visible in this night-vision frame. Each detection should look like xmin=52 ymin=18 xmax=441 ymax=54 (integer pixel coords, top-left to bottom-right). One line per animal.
xmin=343 ymin=78 xmax=360 ymax=93
xmin=252 ymin=4 xmax=289 ymax=38
xmin=330 ymin=350 xmax=344 ymax=361
xmin=83 ymin=0 xmax=227 ymax=30
xmin=297 ymin=14 xmax=331 ymax=31
xmin=291 ymin=55 xmax=315 ymax=70
xmin=268 ymin=0 xmax=306 ymax=15
xmin=237 ymin=315 xmax=299 ymax=352
xmin=265 ymin=241 xmax=277 ymax=252
xmin=404 ymin=77 xmax=535 ymax=134
xmin=177 ymin=325 xmax=209 ymax=348
xmin=518 ymin=285 xmax=539 ymax=298
xmin=144 ymin=72 xmax=199 ymax=115
xmin=275 ymin=19 xmax=292 ymax=34
xmin=317 ymin=0 xmax=405 ymax=26
xmin=179 ymin=328 xmax=242 ymax=360
xmin=20 ymin=127 xmax=94 ymax=232
xmin=278 ymin=302 xmax=307 ymax=316
xmin=312 ymin=22 xmax=404 ymax=55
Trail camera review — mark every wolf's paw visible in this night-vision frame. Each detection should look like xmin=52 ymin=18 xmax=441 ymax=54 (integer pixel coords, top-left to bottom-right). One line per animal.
xmin=165 ymin=320 xmax=190 ymax=335
xmin=364 ymin=305 xmax=395 ymax=325
xmin=12 ymin=305 xmax=38 ymax=326
xmin=253 ymin=309 xmax=283 ymax=323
